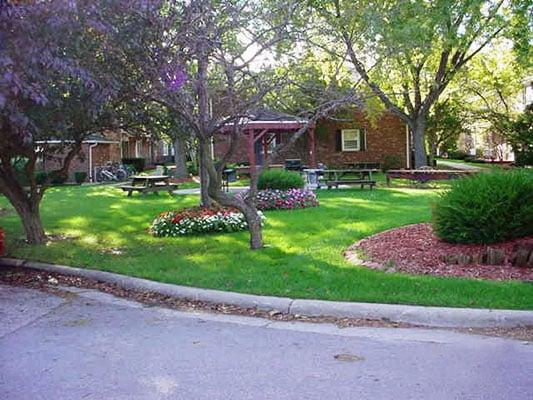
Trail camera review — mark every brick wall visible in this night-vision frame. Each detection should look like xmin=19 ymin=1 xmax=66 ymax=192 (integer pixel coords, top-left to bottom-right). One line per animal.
xmin=42 ymin=142 xmax=122 ymax=182
xmin=213 ymin=110 xmax=408 ymax=167
xmin=213 ymin=132 xmax=306 ymax=165
xmin=316 ymin=111 xmax=408 ymax=168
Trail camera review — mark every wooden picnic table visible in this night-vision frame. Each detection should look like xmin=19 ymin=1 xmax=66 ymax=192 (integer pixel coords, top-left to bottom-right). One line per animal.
xmin=120 ymin=175 xmax=177 ymax=196
xmin=319 ymin=169 xmax=377 ymax=189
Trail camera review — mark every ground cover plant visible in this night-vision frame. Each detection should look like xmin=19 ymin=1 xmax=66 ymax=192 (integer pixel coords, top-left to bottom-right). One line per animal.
xmin=237 ymin=188 xmax=319 ymax=211
xmin=433 ymin=170 xmax=533 ymax=244
xmin=0 ymin=184 xmax=532 ymax=310
xmin=150 ymin=205 xmax=263 ymax=236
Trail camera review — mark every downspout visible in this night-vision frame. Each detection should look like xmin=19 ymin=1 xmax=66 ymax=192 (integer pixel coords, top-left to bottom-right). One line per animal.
xmin=405 ymin=124 xmax=410 ymax=169
xmin=89 ymin=143 xmax=98 ymax=182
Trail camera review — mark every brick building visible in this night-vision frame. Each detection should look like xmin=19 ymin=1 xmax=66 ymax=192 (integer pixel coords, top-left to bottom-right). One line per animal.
xmin=38 ymin=131 xmax=163 ymax=182
xmin=213 ymin=109 xmax=410 ymax=169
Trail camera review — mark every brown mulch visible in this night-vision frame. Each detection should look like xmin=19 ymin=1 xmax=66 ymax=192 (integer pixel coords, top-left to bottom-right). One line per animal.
xmin=1 ymin=265 xmax=532 ymax=341
xmin=346 ymin=223 xmax=533 ymax=281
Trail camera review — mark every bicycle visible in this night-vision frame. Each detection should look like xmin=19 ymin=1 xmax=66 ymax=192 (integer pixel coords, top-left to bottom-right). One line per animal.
xmin=94 ymin=162 xmax=131 ymax=183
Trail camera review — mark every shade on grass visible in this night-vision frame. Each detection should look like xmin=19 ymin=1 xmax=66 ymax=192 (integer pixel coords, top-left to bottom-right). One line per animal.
xmin=1 ymin=184 xmax=531 ymax=310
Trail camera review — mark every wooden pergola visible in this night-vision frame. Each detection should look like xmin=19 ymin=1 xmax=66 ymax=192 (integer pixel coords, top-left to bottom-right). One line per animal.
xmin=223 ymin=109 xmax=316 ymax=169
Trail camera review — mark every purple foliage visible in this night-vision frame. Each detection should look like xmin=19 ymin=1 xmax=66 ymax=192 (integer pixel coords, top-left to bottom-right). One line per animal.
xmin=161 ymin=64 xmax=188 ymax=92
xmin=0 ymin=0 xmax=117 ymax=148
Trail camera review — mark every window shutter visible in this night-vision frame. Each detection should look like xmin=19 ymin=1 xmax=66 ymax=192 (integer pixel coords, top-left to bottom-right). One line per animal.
xmin=360 ymin=130 xmax=367 ymax=151
xmin=335 ymin=130 xmax=342 ymax=151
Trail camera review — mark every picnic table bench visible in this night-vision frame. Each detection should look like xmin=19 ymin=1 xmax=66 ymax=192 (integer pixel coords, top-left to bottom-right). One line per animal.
xmin=120 ymin=175 xmax=177 ymax=196
xmin=319 ymin=169 xmax=377 ymax=189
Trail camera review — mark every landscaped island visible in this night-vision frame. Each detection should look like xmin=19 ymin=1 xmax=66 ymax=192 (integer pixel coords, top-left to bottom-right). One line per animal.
xmin=1 ymin=183 xmax=532 ymax=310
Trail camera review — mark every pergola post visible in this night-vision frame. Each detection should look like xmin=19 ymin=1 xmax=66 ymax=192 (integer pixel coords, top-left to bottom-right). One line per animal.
xmin=247 ymin=129 xmax=256 ymax=170
xmin=308 ymin=126 xmax=317 ymax=168
xmin=262 ymin=134 xmax=269 ymax=164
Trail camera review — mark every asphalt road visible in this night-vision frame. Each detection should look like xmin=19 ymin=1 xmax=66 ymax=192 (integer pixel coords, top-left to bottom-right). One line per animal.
xmin=1 ymin=284 xmax=532 ymax=400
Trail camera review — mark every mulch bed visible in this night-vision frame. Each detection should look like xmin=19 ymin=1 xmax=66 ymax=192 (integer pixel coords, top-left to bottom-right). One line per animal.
xmin=346 ymin=223 xmax=533 ymax=281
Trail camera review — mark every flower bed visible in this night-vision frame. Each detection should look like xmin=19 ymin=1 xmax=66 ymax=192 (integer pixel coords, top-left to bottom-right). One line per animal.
xmin=237 ymin=188 xmax=319 ymax=211
xmin=149 ymin=205 xmax=264 ymax=237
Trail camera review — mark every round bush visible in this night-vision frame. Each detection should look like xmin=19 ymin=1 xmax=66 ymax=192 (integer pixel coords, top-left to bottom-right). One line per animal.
xmin=74 ymin=171 xmax=87 ymax=184
xmin=257 ymin=169 xmax=304 ymax=190
xmin=432 ymin=170 xmax=533 ymax=244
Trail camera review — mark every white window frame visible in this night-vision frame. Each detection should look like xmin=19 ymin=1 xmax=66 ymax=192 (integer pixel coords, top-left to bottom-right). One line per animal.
xmin=341 ymin=129 xmax=361 ymax=152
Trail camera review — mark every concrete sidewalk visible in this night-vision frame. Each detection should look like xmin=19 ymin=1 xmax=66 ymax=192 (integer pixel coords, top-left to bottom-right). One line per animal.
xmin=436 ymin=159 xmax=483 ymax=171
xmin=1 ymin=283 xmax=532 ymax=400
xmin=3 ymin=258 xmax=532 ymax=328
xmin=173 ymin=186 xmax=249 ymax=195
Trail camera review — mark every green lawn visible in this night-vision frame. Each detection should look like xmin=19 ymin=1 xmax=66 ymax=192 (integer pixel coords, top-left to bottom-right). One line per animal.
xmin=1 ymin=184 xmax=532 ymax=310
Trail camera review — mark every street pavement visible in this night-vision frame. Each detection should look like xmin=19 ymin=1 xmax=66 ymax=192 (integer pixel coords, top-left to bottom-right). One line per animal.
xmin=1 ymin=283 xmax=532 ymax=400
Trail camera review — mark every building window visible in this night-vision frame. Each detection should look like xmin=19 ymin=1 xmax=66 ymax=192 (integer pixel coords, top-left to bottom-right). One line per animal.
xmin=267 ymin=134 xmax=280 ymax=154
xmin=341 ymin=129 xmax=361 ymax=151
xmin=162 ymin=143 xmax=175 ymax=157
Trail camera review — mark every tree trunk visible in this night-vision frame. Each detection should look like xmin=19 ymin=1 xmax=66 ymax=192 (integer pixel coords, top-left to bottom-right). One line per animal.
xmin=198 ymin=137 xmax=212 ymax=206
xmin=19 ymin=204 xmax=46 ymax=244
xmin=411 ymin=118 xmax=428 ymax=168
xmin=240 ymin=204 xmax=263 ymax=249
xmin=428 ymin=140 xmax=438 ymax=167
xmin=173 ymin=136 xmax=188 ymax=178
xmin=1 ymin=184 xmax=46 ymax=244
xmin=202 ymin=148 xmax=264 ymax=250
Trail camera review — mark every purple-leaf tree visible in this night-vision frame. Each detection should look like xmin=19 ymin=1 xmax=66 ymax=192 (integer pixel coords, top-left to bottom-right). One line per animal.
xmin=0 ymin=1 xmax=117 ymax=244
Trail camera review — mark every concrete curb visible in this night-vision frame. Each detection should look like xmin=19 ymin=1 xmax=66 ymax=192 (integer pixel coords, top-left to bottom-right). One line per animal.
xmin=2 ymin=257 xmax=533 ymax=328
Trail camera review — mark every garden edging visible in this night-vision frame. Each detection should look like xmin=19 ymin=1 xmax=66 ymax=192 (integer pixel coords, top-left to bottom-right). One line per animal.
xmin=2 ymin=257 xmax=533 ymax=329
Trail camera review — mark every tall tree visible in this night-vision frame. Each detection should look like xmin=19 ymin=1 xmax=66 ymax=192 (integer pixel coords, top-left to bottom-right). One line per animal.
xmin=309 ymin=0 xmax=531 ymax=167
xmin=108 ymin=0 xmax=359 ymax=249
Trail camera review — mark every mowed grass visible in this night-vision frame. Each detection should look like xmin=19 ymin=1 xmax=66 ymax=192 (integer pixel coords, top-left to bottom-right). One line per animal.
xmin=1 ymin=184 xmax=532 ymax=310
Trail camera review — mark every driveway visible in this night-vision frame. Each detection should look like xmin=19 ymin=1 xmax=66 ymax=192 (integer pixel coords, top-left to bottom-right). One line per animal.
xmin=1 ymin=283 xmax=532 ymax=400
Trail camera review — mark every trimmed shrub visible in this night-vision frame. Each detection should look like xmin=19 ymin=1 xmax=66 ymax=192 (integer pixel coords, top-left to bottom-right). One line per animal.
xmin=74 ymin=171 xmax=87 ymax=184
xmin=49 ymin=170 xmax=67 ymax=185
xmin=447 ymin=150 xmax=469 ymax=160
xmin=432 ymin=170 xmax=533 ymax=244
xmin=381 ymin=154 xmax=403 ymax=172
xmin=122 ymin=158 xmax=145 ymax=173
xmin=258 ymin=169 xmax=304 ymax=190
xmin=149 ymin=205 xmax=265 ymax=237
xmin=35 ymin=171 xmax=48 ymax=185
xmin=515 ymin=151 xmax=533 ymax=167
xmin=236 ymin=188 xmax=319 ymax=211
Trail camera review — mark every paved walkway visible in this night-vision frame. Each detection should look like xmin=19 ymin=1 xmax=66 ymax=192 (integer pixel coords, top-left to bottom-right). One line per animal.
xmin=174 ymin=186 xmax=249 ymax=195
xmin=436 ymin=159 xmax=483 ymax=171
xmin=1 ymin=284 xmax=532 ymax=400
